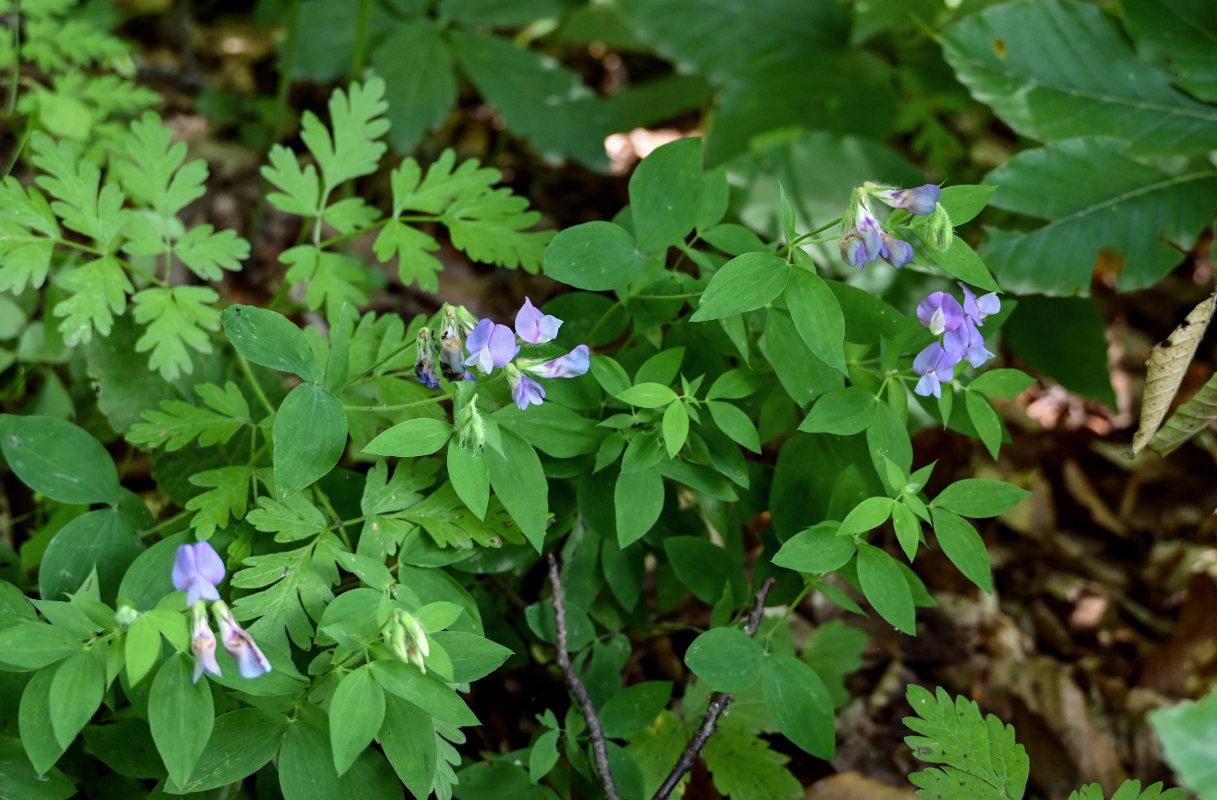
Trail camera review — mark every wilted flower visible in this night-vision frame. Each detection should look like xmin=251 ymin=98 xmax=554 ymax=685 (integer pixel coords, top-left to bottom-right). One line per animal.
xmin=854 ymin=205 xmax=884 ymax=262
xmin=876 ymin=183 xmax=941 ymax=215
xmin=464 ymin=319 xmax=518 ymax=375
xmin=509 ymin=370 xmax=546 ymax=411
xmin=840 ymin=232 xmax=867 ymax=269
xmin=527 ymin=344 xmax=590 ymax=380
xmin=414 ymin=328 xmax=440 ymax=389
xmin=172 ymin=542 xmax=225 ymax=607
xmin=515 ymin=297 xmax=562 ymax=345
xmin=189 ymin=602 xmax=221 ymax=683
xmin=212 ymin=601 xmax=271 ymax=679
xmin=438 ymin=308 xmax=472 ymax=382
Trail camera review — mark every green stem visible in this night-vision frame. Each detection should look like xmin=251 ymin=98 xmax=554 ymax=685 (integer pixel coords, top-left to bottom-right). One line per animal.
xmin=5 ymin=0 xmax=19 ymax=117
xmin=236 ymin=352 xmax=278 ymax=416
xmin=343 ymin=394 xmax=452 ymax=413
xmin=274 ymin=0 xmax=301 ymax=143
xmin=138 ymin=509 xmax=192 ymax=538
xmin=632 ymin=292 xmax=702 ymax=301
xmin=349 ymin=0 xmax=371 ymax=81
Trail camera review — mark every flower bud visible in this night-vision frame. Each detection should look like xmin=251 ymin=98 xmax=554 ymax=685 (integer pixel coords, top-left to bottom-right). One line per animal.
xmin=924 ymin=206 xmax=954 ymax=251
xmin=454 ymin=392 xmax=485 ymax=452
xmin=415 ymin=328 xmax=440 ymax=389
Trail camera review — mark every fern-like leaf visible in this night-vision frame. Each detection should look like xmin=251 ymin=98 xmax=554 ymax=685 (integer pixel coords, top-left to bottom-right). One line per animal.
xmin=262 ymin=144 xmax=321 ymax=216
xmin=30 ymin=132 xmax=127 ymax=248
xmin=904 ymin=685 xmax=1029 ymax=800
xmin=372 ymin=219 xmax=442 ymax=293
xmin=130 ymin=286 xmax=221 ymax=380
xmin=1069 ymin=780 xmax=1187 ymax=800
xmin=127 ymin=380 xmax=251 ymax=451
xmin=54 ymin=256 xmax=131 ymax=344
xmin=281 ymin=245 xmax=369 ymax=322
xmin=301 ymin=77 xmax=390 ymax=192
xmin=173 ymin=225 xmax=249 ymax=281
xmin=186 ymin=465 xmax=252 ymax=539
xmin=114 ymin=111 xmax=207 ymax=217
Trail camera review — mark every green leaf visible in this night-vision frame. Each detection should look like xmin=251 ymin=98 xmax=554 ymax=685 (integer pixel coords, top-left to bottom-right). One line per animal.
xmin=702 ymin=724 xmax=802 ymax=800
xmin=0 ymin=624 xmax=82 ymax=670
xmin=707 ymin=401 xmax=760 ymax=453
xmin=968 ymin=369 xmax=1035 ymax=399
xmin=443 ymin=186 xmax=551 ymax=273
xmin=943 ymin=0 xmax=1217 ymax=156
xmin=302 ymin=78 xmax=389 ymax=192
xmin=599 ymin=681 xmax=673 ymax=739
xmin=484 ymin=429 xmax=549 ymax=551
xmin=53 ymin=257 xmax=132 ymax=346
xmin=616 ymin=382 xmax=678 ymax=408
xmin=124 ymin=613 xmax=162 ymax=686
xmin=150 ymin=653 xmax=214 ymax=788
xmin=186 ymin=465 xmax=252 ymax=539
xmin=784 ymin=268 xmax=847 ymax=375
xmin=615 ymin=466 xmax=665 ymax=548
xmin=980 ymin=139 xmax=1217 ymax=295
xmin=279 ymin=720 xmax=402 ymax=800
xmin=1148 ymin=689 xmax=1217 ymax=799
xmin=903 ymin=684 xmax=1028 ymax=800
xmin=379 ymin=696 xmax=437 ymax=800
xmin=0 ymin=736 xmax=75 ymax=800
xmin=281 ymin=246 xmax=370 ymax=324
xmin=273 ymin=382 xmax=348 ymax=498
xmin=371 ymin=19 xmax=457 ymax=153
xmin=128 ymin=381 xmax=250 ymax=452
xmin=449 ymin=30 xmax=607 ymax=168
xmin=373 ymin=219 xmax=442 ymax=293
xmin=430 ymin=631 xmax=512 ymax=683
xmin=930 ymin=508 xmax=992 ymax=593
xmin=1003 ymin=296 xmax=1114 ymax=406
xmin=0 ymin=414 xmax=120 ymax=505
xmin=172 ymin=709 xmax=288 ymax=792
xmin=932 ymin=479 xmax=1030 ymax=518
xmin=131 ymin=286 xmax=221 ymax=381
xmin=662 ymin=402 xmax=689 ymax=458
xmin=772 ymin=524 xmax=856 ymax=574
xmin=262 ymin=144 xmax=321 ymax=216
xmin=31 ymin=133 xmax=127 ymax=249
xmin=221 ymin=304 xmax=319 ymax=381
xmin=763 ymin=654 xmax=834 ymax=759
xmin=40 ymin=509 xmax=142 ymax=603
xmin=173 ymin=224 xmax=249 ymax=281
xmin=664 ymin=536 xmax=733 ymax=604
xmin=628 ymin=137 xmax=703 ymax=253
xmin=447 ymin=443 xmax=489 ymax=520
xmin=363 ymin=417 xmax=452 ymax=458
xmin=230 ymin=542 xmax=332 ymax=650
xmin=684 ymin=627 xmax=766 ymax=693
xmin=798 ymin=387 xmax=878 ymax=435
xmin=19 ymin=665 xmax=69 ymax=773
xmin=838 ymin=497 xmax=895 ymax=538
xmin=370 ymin=659 xmax=479 ymax=727
xmin=690 ymin=253 xmax=790 ymax=322
xmin=855 ymin=542 xmax=915 ymax=634
xmin=1124 ymin=0 xmax=1217 ymax=103
xmin=330 ymin=665 xmax=385 ymax=776
xmin=938 ymin=184 xmax=997 ymax=225
xmin=892 ymin=501 xmax=922 ymax=562
xmin=920 ymin=235 xmax=1000 ymax=294
xmin=964 ymin=391 xmax=1003 ymax=460
xmin=544 ymin=221 xmax=646 ymax=291
xmin=114 ymin=111 xmax=206 ymax=216
xmin=48 ymin=650 xmax=103 ymax=749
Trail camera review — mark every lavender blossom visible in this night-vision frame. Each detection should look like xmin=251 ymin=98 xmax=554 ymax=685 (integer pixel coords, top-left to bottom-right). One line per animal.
xmin=881 ymin=234 xmax=915 ymax=268
xmin=528 ymin=345 xmax=590 ymax=380
xmin=916 ymin=292 xmax=965 ymax=336
xmin=959 ymin=282 xmax=1000 ymax=326
xmin=514 ymin=297 xmax=562 ymax=345
xmin=414 ymin=328 xmax=440 ymax=389
xmin=189 ymin=602 xmax=221 ymax=683
xmin=172 ymin=542 xmax=225 ymax=607
xmin=510 ymin=373 xmax=546 ymax=411
xmin=913 ymin=342 xmax=960 ymax=399
xmin=212 ymin=601 xmax=271 ymax=679
xmin=877 ymin=184 xmax=941 ymax=215
xmin=464 ymin=319 xmax=518 ymax=375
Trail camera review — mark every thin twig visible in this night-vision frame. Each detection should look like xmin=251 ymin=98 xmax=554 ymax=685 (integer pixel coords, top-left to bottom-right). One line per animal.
xmin=653 ymin=577 xmax=775 ymax=800
xmin=546 ymin=553 xmax=620 ymax=800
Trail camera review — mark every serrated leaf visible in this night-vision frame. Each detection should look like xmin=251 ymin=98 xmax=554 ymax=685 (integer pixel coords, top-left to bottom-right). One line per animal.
xmin=54 ymin=257 xmax=132 ymax=345
xmin=1132 ymin=292 xmax=1216 ymax=455
xmin=31 ymin=132 xmax=127 ymax=248
xmin=281 ymin=245 xmax=369 ymax=323
xmin=131 ymin=286 xmax=220 ymax=381
xmin=262 ymin=144 xmax=321 ymax=216
xmin=444 ymin=192 xmax=551 ymax=272
xmin=231 ymin=542 xmax=334 ymax=650
xmin=373 ymin=219 xmax=443 ymax=292
xmin=980 ymin=138 xmax=1217 ymax=295
xmin=186 ymin=466 xmax=252 ymax=539
xmin=943 ymin=0 xmax=1217 ymax=156
xmin=173 ymin=225 xmax=249 ymax=281
xmin=128 ymin=381 xmax=250 ymax=451
xmin=702 ymin=724 xmax=802 ymax=800
xmin=301 ymin=77 xmax=390 ymax=192
xmin=114 ymin=111 xmax=207 ymax=217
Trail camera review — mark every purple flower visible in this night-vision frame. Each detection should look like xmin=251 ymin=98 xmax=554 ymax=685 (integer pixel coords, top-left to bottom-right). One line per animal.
xmin=464 ymin=319 xmax=518 ymax=375
xmin=916 ymin=292 xmax=965 ymax=336
xmin=855 ymin=207 xmax=884 ymax=262
xmin=528 ymin=344 xmax=590 ymax=379
xmin=515 ymin=297 xmax=562 ymax=345
xmin=213 ymin=602 xmax=271 ymax=679
xmin=510 ymin=374 xmax=546 ymax=411
xmin=189 ymin=602 xmax=221 ymax=683
xmin=415 ymin=328 xmax=440 ymax=389
xmin=840 ymin=232 xmax=867 ymax=269
xmin=946 ymin=319 xmax=995 ymax=369
xmin=959 ymin=282 xmax=1000 ymax=327
xmin=878 ymin=184 xmax=941 ymax=215
xmin=881 ymin=234 xmax=914 ymax=268
xmin=913 ymin=342 xmax=961 ymax=399
xmin=172 ymin=542 xmax=225 ymax=607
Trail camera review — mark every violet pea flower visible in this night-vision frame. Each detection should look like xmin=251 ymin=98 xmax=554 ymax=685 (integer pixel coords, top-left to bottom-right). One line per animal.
xmin=946 ymin=320 xmax=996 ymax=369
xmin=913 ymin=342 xmax=961 ymax=399
xmin=212 ymin=601 xmax=271 ymax=679
xmin=855 ymin=208 xmax=884 ymax=262
xmin=464 ymin=319 xmax=518 ymax=375
xmin=189 ymin=602 xmax=221 ymax=683
xmin=515 ymin=297 xmax=562 ymax=345
xmin=172 ymin=542 xmax=225 ymax=607
xmin=958 ymin=282 xmax=1000 ymax=327
xmin=510 ymin=373 xmax=546 ymax=411
xmin=916 ymin=292 xmax=965 ymax=336
xmin=878 ymin=184 xmax=941 ymax=216
xmin=840 ymin=231 xmax=867 ymax=269
xmin=529 ymin=344 xmax=590 ymax=379
xmin=881 ymin=234 xmax=915 ymax=269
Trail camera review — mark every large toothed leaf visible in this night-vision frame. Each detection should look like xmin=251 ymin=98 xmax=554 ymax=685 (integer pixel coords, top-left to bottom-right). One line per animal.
xmin=980 ymin=138 xmax=1217 ymax=296
xmin=1131 ymin=293 xmax=1216 ymax=455
xmin=942 ymin=0 xmax=1217 ymax=156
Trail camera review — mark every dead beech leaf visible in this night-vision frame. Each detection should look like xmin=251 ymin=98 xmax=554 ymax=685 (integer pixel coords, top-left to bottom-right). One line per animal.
xmin=1131 ymin=292 xmax=1216 ymax=456
xmin=1149 ymin=370 xmax=1217 ymax=457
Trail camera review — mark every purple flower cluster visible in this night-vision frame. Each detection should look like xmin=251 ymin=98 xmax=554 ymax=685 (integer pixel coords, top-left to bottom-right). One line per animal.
xmin=840 ymin=183 xmax=941 ymax=270
xmin=912 ymin=283 xmax=1000 ymax=399
xmin=173 ymin=541 xmax=271 ymax=683
xmin=415 ymin=298 xmax=590 ymax=412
